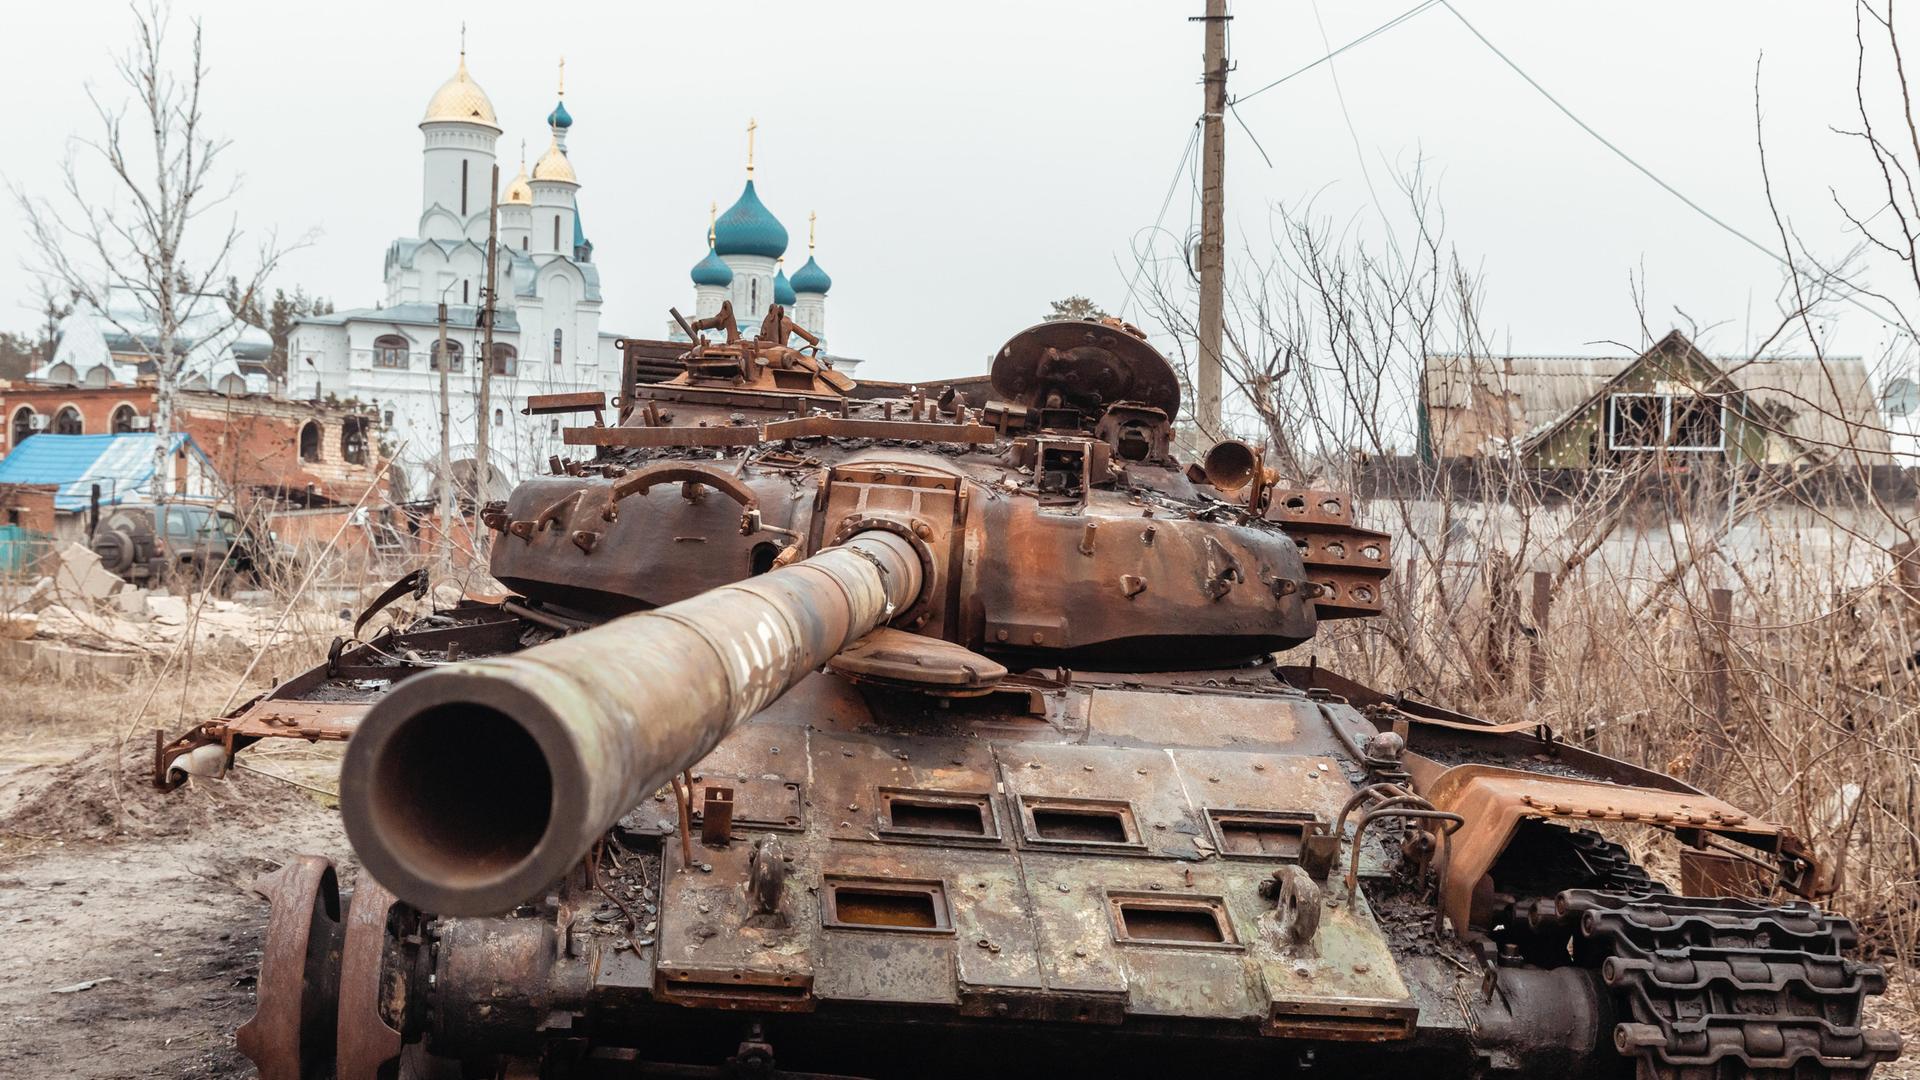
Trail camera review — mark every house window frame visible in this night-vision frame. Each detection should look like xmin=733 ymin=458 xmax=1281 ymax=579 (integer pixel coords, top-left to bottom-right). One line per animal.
xmin=1606 ymin=391 xmax=1726 ymax=452
xmin=373 ymin=334 xmax=410 ymax=370
xmin=430 ymin=339 xmax=465 ymax=373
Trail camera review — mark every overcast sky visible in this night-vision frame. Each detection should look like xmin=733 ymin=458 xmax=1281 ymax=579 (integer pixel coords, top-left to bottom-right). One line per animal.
xmin=1 ymin=1 xmax=1911 ymax=386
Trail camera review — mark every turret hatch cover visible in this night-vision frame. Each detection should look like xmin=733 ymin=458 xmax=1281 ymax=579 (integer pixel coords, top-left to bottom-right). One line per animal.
xmin=991 ymin=319 xmax=1181 ymax=419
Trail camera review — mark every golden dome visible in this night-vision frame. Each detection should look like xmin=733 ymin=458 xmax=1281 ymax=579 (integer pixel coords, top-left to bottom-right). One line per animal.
xmin=503 ymin=165 xmax=532 ymax=204
xmin=421 ymin=55 xmax=500 ymax=130
xmin=531 ymin=138 xmax=576 ymax=184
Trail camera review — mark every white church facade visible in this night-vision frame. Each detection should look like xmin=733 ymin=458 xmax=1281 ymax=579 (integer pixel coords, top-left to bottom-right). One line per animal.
xmin=287 ymin=57 xmax=846 ymax=502
xmin=288 ymin=54 xmax=618 ymax=501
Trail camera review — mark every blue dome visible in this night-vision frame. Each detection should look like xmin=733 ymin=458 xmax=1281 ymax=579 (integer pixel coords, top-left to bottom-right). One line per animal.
xmin=547 ymin=98 xmax=572 ymax=129
xmin=713 ymin=180 xmax=788 ymax=258
xmin=690 ymin=248 xmax=733 ymax=287
xmin=773 ymin=268 xmax=797 ymax=306
xmin=790 ymin=255 xmax=831 ymax=295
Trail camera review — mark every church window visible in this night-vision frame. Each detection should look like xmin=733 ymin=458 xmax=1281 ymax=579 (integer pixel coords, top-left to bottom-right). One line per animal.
xmin=463 ymin=280 xmax=470 ymax=305
xmin=521 ymin=236 xmax=528 ymax=251
xmin=53 ymin=406 xmax=83 ymax=435
xmin=489 ymin=343 xmax=517 ymax=376
xmin=461 ymin=160 xmax=470 ymax=216
xmin=374 ymin=334 xmax=409 ymax=369
xmin=111 ymin=404 xmax=137 ymax=433
xmin=9 ymin=407 xmax=33 ymax=447
xmin=340 ymin=416 xmax=368 ymax=465
xmin=750 ymin=279 xmax=758 ymax=310
xmin=298 ymin=420 xmax=321 ymax=462
xmin=493 ymin=408 xmax=504 ymax=427
xmin=431 ymin=340 xmax=464 ymax=373
xmin=552 ymin=329 xmax=563 ymax=365
xmin=553 ymin=215 xmax=561 ymax=251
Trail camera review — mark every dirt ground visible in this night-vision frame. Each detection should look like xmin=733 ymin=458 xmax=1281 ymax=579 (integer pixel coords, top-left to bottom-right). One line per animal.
xmin=1 ymin=670 xmax=1916 ymax=1079
xmin=0 ymin=670 xmax=351 ymax=1080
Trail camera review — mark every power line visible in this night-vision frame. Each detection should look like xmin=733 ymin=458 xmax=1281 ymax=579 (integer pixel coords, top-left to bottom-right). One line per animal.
xmin=1436 ymin=0 xmax=1907 ymax=334
xmin=1233 ymin=0 xmax=1441 ymax=105
xmin=1120 ymin=119 xmax=1203 ymax=321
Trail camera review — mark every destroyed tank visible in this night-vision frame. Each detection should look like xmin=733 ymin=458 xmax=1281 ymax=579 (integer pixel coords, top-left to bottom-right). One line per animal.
xmin=222 ymin=303 xmax=1901 ymax=1079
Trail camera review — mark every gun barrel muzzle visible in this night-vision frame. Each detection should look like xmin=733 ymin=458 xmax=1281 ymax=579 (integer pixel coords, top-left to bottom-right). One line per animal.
xmin=340 ymin=530 xmax=923 ymax=915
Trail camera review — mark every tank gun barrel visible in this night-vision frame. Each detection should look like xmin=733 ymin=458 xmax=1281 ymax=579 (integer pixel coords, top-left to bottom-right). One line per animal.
xmin=339 ymin=530 xmax=924 ymax=915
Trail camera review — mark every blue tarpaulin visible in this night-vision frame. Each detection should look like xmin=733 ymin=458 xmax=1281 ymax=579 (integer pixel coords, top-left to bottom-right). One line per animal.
xmin=0 ymin=433 xmax=215 ymax=511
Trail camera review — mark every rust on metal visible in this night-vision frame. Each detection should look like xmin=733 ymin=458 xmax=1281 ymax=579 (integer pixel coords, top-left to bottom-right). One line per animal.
xmin=334 ymin=873 xmax=404 ymax=1080
xmin=226 ymin=313 xmax=1899 ymax=1077
xmin=238 ymin=856 xmax=341 ymax=1080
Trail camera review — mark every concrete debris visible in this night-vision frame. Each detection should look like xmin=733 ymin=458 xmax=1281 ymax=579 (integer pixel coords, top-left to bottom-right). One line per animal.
xmin=16 ymin=597 xmax=342 ymax=660
xmin=115 ymin=584 xmax=151 ymax=619
xmin=51 ymin=543 xmax=120 ymax=603
xmin=1 ymin=575 xmax=53 ymax=614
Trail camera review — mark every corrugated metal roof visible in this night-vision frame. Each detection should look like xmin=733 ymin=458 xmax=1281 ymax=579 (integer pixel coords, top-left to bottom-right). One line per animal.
xmin=0 ymin=433 xmax=210 ymax=510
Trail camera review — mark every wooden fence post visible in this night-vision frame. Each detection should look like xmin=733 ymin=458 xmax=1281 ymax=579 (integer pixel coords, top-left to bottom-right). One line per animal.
xmin=1697 ymin=587 xmax=1734 ymax=780
xmin=1527 ymin=571 xmax=1551 ymax=701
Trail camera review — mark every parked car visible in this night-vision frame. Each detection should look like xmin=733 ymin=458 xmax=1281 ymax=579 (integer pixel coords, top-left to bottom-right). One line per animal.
xmin=89 ymin=501 xmax=273 ymax=591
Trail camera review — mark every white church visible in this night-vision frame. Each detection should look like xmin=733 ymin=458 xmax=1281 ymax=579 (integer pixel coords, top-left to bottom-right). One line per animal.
xmin=289 ymin=54 xmax=614 ymax=500
xmin=288 ymin=53 xmax=839 ymax=501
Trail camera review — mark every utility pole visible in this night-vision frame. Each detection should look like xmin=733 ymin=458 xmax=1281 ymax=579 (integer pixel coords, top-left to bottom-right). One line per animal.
xmin=435 ymin=297 xmax=454 ymax=564
xmin=474 ymin=164 xmax=500 ymax=555
xmin=1193 ymin=0 xmax=1230 ymax=442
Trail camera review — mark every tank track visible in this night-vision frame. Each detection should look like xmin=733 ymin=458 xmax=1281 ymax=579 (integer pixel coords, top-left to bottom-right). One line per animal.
xmin=1502 ymin=827 xmax=1901 ymax=1079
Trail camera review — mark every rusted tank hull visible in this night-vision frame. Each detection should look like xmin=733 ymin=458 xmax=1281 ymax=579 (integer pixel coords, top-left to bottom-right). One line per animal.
xmin=249 ymin=656 xmax=1898 ymax=1079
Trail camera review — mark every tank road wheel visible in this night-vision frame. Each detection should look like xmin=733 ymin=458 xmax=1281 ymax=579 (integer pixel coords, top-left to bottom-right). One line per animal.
xmin=337 ymin=873 xmax=407 ymax=1080
xmin=239 ymin=855 xmax=345 ymax=1080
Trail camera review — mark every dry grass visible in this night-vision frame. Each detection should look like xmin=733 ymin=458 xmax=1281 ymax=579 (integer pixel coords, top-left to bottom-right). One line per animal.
xmin=1289 ymin=484 xmax=1920 ymax=1001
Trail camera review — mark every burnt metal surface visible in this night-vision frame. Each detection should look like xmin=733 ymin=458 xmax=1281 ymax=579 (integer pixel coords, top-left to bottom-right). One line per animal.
xmin=238 ymin=856 xmax=341 ymax=1080
xmin=233 ymin=317 xmax=1899 ymax=1079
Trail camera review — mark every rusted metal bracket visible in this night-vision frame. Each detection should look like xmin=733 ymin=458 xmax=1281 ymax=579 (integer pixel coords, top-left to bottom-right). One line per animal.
xmin=700 ymin=785 xmax=735 ymax=847
xmin=522 ymin=391 xmax=607 ymax=427
xmin=1266 ymin=489 xmax=1391 ymax=619
xmin=352 ymin=569 xmax=429 ymax=638
xmin=603 ymin=463 xmax=760 ymax=535
xmin=566 ymin=414 xmax=999 ymax=450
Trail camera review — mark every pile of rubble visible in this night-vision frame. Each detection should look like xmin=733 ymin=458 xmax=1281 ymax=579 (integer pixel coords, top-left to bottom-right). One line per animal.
xmin=0 ymin=543 xmax=347 ymax=674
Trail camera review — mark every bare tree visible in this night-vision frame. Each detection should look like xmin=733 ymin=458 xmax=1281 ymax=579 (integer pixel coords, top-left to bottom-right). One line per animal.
xmin=12 ymin=2 xmax=300 ymax=508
